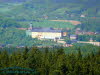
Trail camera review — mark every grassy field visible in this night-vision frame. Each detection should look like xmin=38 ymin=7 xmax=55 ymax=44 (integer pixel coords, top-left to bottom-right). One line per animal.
xmin=0 ymin=3 xmax=22 ymax=13
xmin=19 ymin=20 xmax=75 ymax=28
xmin=50 ymin=20 xmax=81 ymax=25
xmin=0 ymin=4 xmax=11 ymax=12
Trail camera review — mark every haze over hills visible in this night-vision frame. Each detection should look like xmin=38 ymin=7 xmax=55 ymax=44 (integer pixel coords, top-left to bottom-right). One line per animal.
xmin=0 ymin=0 xmax=100 ymax=31
xmin=0 ymin=0 xmax=100 ymax=47
xmin=0 ymin=0 xmax=100 ymax=19
xmin=0 ymin=0 xmax=27 ymax=2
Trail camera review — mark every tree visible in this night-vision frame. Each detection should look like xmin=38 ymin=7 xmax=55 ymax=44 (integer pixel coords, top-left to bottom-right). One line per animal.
xmin=22 ymin=46 xmax=29 ymax=60
xmin=77 ymin=49 xmax=82 ymax=60
xmin=0 ymin=50 xmax=9 ymax=67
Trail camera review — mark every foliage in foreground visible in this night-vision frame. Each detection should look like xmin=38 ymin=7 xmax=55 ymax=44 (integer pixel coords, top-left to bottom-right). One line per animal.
xmin=0 ymin=46 xmax=100 ymax=75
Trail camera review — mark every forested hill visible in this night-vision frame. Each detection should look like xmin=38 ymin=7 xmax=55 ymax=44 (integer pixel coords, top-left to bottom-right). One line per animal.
xmin=0 ymin=0 xmax=100 ymax=32
xmin=0 ymin=0 xmax=27 ymax=3
xmin=0 ymin=0 xmax=100 ymax=17
xmin=0 ymin=0 xmax=99 ymax=3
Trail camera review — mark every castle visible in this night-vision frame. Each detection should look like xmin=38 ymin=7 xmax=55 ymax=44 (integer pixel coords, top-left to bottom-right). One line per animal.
xmin=26 ymin=23 xmax=67 ymax=40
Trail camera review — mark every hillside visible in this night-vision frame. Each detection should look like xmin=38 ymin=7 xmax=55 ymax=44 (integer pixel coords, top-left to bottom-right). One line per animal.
xmin=0 ymin=0 xmax=27 ymax=3
xmin=50 ymin=20 xmax=81 ymax=25
xmin=0 ymin=0 xmax=100 ymax=20
xmin=0 ymin=0 xmax=100 ymax=46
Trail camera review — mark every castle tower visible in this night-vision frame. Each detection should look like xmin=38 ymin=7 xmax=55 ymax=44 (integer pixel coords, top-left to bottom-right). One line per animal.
xmin=29 ymin=23 xmax=33 ymax=30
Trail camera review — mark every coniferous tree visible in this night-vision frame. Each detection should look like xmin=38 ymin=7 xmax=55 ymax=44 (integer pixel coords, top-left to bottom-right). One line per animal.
xmin=0 ymin=50 xmax=9 ymax=68
xmin=77 ymin=49 xmax=82 ymax=60
xmin=22 ymin=46 xmax=29 ymax=60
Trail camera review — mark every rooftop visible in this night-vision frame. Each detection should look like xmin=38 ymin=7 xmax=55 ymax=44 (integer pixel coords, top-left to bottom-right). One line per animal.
xmin=31 ymin=28 xmax=62 ymax=33
xmin=70 ymin=35 xmax=77 ymax=37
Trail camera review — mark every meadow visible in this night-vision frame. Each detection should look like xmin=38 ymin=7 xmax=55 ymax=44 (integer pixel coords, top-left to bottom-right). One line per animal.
xmin=19 ymin=20 xmax=75 ymax=28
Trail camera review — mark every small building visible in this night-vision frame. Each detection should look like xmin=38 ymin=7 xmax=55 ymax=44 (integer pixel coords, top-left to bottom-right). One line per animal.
xmin=70 ymin=35 xmax=77 ymax=40
xmin=85 ymin=32 xmax=95 ymax=35
xmin=0 ymin=44 xmax=6 ymax=48
xmin=89 ymin=38 xmax=93 ymax=42
xmin=80 ymin=15 xmax=85 ymax=17
xmin=65 ymin=44 xmax=73 ymax=47
xmin=62 ymin=32 xmax=67 ymax=37
xmin=75 ymin=30 xmax=83 ymax=35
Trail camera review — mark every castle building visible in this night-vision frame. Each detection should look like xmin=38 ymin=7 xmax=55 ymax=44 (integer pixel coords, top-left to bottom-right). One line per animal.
xmin=26 ymin=23 xmax=67 ymax=40
xmin=26 ymin=27 xmax=67 ymax=40
xmin=31 ymin=28 xmax=62 ymax=39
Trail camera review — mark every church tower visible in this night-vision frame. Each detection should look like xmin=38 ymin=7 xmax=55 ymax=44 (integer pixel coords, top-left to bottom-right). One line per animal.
xmin=29 ymin=23 xmax=33 ymax=30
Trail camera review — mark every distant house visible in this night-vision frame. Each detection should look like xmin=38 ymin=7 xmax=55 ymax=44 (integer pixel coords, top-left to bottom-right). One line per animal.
xmin=75 ymin=30 xmax=83 ymax=35
xmin=65 ymin=44 xmax=73 ymax=47
xmin=0 ymin=46 xmax=2 ymax=48
xmin=0 ymin=44 xmax=6 ymax=48
xmin=89 ymin=38 xmax=93 ymax=42
xmin=80 ymin=15 xmax=85 ymax=17
xmin=75 ymin=28 xmax=83 ymax=35
xmin=85 ymin=32 xmax=95 ymax=35
xmin=17 ymin=28 xmax=27 ymax=30
xmin=70 ymin=35 xmax=77 ymax=40
xmin=16 ymin=45 xmax=25 ymax=48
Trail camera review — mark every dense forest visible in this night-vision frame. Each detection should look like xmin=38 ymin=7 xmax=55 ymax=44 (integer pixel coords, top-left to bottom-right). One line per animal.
xmin=0 ymin=46 xmax=100 ymax=75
